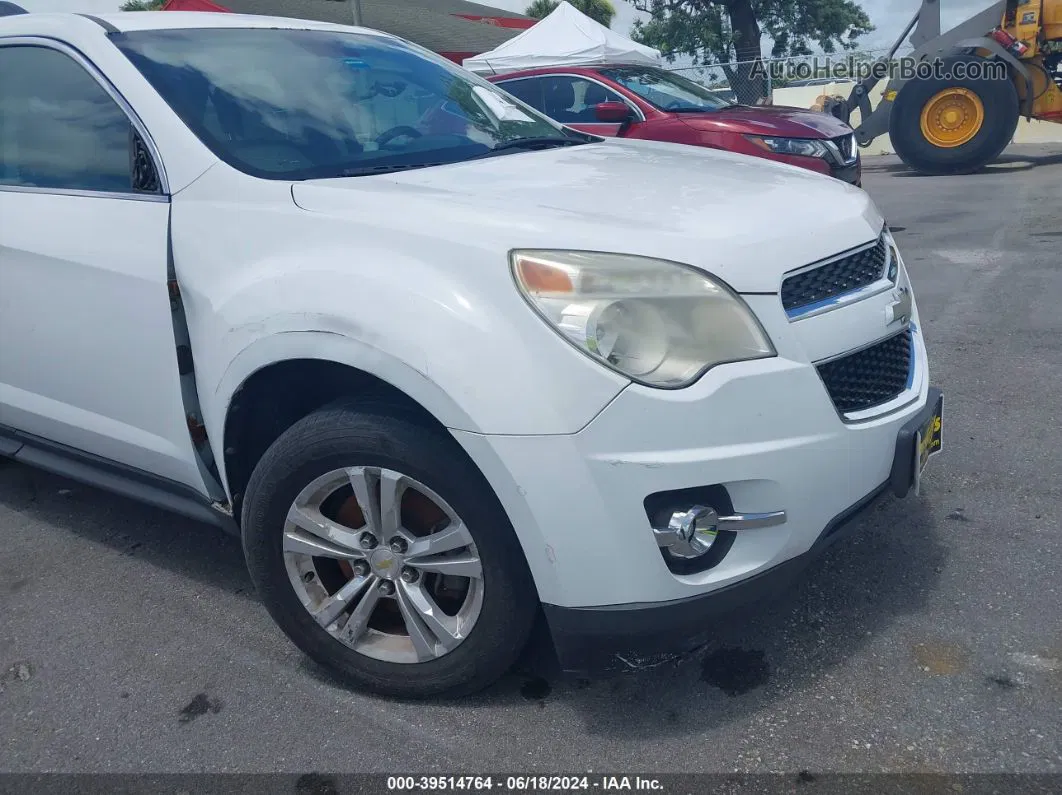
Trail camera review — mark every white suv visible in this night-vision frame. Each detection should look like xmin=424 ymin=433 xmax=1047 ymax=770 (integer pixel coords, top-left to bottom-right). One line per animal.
xmin=0 ymin=10 xmax=943 ymax=697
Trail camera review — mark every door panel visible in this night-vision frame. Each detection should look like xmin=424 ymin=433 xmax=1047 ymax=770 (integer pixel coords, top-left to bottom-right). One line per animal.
xmin=0 ymin=42 xmax=207 ymax=492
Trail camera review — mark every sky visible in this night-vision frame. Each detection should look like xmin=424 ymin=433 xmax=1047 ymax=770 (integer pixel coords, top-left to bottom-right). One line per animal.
xmin=19 ymin=0 xmax=1001 ymax=54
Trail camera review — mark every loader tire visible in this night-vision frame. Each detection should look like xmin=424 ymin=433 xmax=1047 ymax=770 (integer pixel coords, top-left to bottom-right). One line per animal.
xmin=890 ymin=55 xmax=1020 ymax=176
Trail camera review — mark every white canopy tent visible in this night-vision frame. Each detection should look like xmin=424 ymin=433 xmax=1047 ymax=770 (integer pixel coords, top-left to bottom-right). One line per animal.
xmin=462 ymin=1 xmax=663 ymax=75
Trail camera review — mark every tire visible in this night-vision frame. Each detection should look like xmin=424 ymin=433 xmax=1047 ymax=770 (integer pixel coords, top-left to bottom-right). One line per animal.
xmin=241 ymin=398 xmax=538 ymax=698
xmin=890 ymin=55 xmax=1020 ymax=175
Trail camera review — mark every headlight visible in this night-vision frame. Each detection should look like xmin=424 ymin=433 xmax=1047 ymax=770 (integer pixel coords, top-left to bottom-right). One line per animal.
xmin=745 ymin=135 xmax=830 ymax=159
xmin=511 ymin=250 xmax=775 ymax=388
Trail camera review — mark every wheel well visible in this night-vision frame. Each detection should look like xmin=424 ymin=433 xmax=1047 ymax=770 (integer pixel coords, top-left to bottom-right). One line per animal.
xmin=222 ymin=359 xmax=443 ymax=521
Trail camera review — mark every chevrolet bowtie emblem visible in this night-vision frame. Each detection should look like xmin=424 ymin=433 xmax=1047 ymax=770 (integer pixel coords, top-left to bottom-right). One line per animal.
xmin=886 ymin=287 xmax=912 ymax=326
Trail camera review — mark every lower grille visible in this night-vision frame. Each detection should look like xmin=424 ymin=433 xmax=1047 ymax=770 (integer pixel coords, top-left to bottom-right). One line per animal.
xmin=817 ymin=330 xmax=912 ymax=413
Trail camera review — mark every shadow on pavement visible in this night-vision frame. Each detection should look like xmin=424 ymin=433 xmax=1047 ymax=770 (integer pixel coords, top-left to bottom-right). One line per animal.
xmin=0 ymin=460 xmax=252 ymax=600
xmin=862 ymin=147 xmax=1062 ymax=177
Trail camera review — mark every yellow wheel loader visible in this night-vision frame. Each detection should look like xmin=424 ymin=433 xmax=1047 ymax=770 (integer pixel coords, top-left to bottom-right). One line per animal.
xmin=823 ymin=0 xmax=1062 ymax=175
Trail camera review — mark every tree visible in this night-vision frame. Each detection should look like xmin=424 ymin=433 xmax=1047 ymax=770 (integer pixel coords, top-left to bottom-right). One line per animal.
xmin=526 ymin=0 xmax=617 ymax=28
xmin=630 ymin=0 xmax=873 ymax=102
xmin=120 ymin=0 xmax=165 ymax=9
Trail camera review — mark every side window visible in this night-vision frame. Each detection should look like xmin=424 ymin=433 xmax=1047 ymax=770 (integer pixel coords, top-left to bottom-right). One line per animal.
xmin=0 ymin=45 xmax=157 ymax=194
xmin=496 ymin=78 xmax=546 ymax=113
xmin=499 ymin=76 xmax=626 ymax=124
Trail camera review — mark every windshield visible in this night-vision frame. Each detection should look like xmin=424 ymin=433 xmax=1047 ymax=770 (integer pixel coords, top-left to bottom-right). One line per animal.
xmin=113 ymin=28 xmax=585 ymax=180
xmin=598 ymin=66 xmax=735 ymax=113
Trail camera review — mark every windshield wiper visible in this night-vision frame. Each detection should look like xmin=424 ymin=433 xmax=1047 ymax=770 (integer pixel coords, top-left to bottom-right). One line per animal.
xmin=333 ymin=161 xmax=446 ymax=177
xmin=489 ymin=136 xmax=585 ymax=152
xmin=317 ymin=137 xmax=586 ymax=176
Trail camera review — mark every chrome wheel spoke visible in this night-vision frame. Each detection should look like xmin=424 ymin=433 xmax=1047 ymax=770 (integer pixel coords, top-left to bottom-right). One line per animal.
xmin=406 ymin=522 xmax=473 ymax=558
xmin=405 ymin=522 xmax=481 ymax=579
xmin=395 ymin=580 xmax=461 ymax=660
xmin=286 ymin=503 xmax=365 ymax=556
xmin=283 ymin=529 xmax=359 ymax=560
xmin=311 ymin=574 xmax=375 ymax=629
xmin=337 ymin=583 xmax=382 ymax=647
xmin=407 ymin=555 xmax=482 ymax=579
xmin=377 ymin=469 xmax=405 ymax=539
xmin=347 ymin=466 xmax=381 ymax=537
xmin=347 ymin=467 xmax=407 ymax=540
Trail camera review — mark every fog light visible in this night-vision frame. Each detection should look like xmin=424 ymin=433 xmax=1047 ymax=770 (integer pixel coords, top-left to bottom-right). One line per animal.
xmin=652 ymin=504 xmax=788 ymax=560
xmin=655 ymin=505 xmax=720 ymax=559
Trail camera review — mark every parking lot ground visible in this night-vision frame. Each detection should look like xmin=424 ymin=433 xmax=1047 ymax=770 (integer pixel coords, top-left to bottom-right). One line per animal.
xmin=1 ymin=145 xmax=1061 ymax=775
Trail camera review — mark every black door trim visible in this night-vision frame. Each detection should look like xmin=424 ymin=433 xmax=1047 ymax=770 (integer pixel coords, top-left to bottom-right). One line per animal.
xmin=0 ymin=424 xmax=239 ymax=535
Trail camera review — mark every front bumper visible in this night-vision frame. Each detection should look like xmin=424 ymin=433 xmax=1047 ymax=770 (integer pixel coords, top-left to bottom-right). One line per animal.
xmin=544 ymin=480 xmax=888 ymax=674
xmin=543 ymin=387 xmax=941 ymax=674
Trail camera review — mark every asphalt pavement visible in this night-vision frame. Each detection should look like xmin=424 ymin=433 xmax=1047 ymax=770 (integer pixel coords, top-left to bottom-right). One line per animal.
xmin=2 ymin=145 xmax=1061 ymax=775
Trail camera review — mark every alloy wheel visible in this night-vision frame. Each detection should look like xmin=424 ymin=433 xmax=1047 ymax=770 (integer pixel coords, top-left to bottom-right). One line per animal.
xmin=282 ymin=466 xmax=484 ymax=664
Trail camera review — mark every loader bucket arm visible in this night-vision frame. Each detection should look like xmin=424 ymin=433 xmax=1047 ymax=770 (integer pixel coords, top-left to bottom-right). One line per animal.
xmin=826 ymin=0 xmax=1031 ymax=146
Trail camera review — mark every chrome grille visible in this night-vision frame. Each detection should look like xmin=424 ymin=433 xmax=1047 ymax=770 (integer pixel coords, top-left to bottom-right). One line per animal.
xmin=816 ymin=329 xmax=913 ymax=414
xmin=781 ymin=235 xmax=888 ymax=315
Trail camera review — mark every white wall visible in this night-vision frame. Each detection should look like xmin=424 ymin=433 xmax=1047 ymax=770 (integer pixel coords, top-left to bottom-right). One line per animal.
xmin=772 ymin=82 xmax=1062 ymax=154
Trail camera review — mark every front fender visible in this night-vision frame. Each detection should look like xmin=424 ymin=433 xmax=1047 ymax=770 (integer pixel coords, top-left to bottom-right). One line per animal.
xmin=202 ymin=331 xmax=562 ymax=604
xmin=204 ymin=328 xmax=479 ymax=485
xmin=183 ymin=257 xmax=628 ymax=441
xmin=170 ymin=169 xmax=628 ymax=451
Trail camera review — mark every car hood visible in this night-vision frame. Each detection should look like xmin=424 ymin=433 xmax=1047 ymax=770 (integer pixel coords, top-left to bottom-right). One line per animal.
xmin=678 ymin=104 xmax=854 ymax=138
xmin=291 ymin=138 xmax=883 ymax=294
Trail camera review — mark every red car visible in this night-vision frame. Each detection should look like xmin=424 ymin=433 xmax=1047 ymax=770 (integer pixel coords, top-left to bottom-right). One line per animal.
xmin=487 ymin=64 xmax=862 ymax=186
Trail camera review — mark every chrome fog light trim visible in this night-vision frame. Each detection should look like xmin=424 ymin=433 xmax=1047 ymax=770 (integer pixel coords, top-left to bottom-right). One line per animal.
xmin=653 ymin=506 xmax=787 ymax=559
